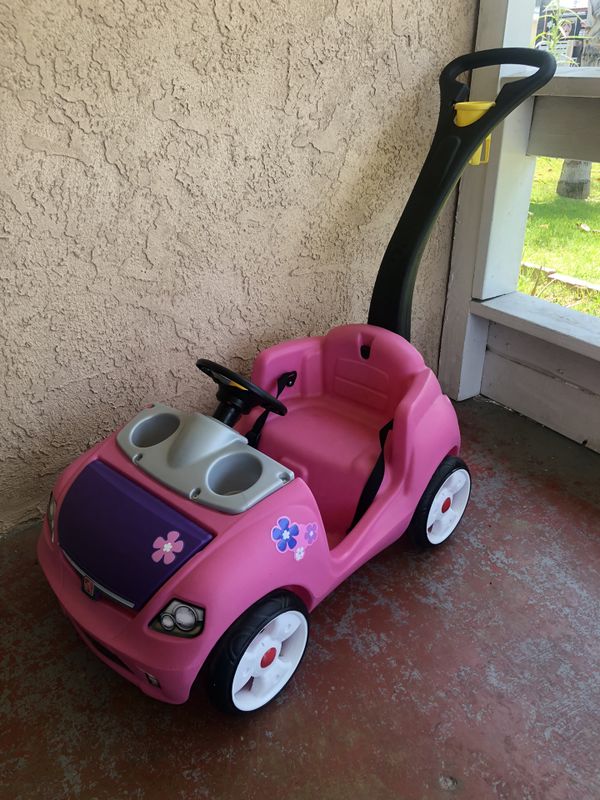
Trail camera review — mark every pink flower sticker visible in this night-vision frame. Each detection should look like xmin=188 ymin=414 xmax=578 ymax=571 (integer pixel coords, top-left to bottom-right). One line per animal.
xmin=304 ymin=523 xmax=318 ymax=546
xmin=152 ymin=530 xmax=184 ymax=565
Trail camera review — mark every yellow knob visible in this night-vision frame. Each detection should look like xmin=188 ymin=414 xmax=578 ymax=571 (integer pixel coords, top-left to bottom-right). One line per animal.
xmin=453 ymin=100 xmax=495 ymax=127
xmin=454 ymin=101 xmax=496 ymax=166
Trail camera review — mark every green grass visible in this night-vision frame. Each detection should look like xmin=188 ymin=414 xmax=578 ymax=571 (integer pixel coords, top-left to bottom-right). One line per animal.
xmin=519 ymin=265 xmax=600 ymax=317
xmin=518 ymin=157 xmax=600 ymax=317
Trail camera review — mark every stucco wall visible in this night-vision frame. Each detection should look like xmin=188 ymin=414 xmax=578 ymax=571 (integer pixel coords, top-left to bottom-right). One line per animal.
xmin=0 ymin=0 xmax=477 ymax=533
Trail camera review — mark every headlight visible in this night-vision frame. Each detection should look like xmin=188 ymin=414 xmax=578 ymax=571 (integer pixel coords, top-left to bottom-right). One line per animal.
xmin=47 ymin=493 xmax=56 ymax=543
xmin=150 ymin=600 xmax=205 ymax=638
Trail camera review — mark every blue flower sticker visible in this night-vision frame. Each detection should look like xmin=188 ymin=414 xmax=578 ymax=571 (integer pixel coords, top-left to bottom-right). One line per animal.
xmin=271 ymin=517 xmax=299 ymax=552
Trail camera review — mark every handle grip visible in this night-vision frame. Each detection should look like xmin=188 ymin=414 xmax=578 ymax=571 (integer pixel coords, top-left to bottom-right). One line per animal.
xmin=441 ymin=47 xmax=556 ymax=95
xmin=439 ymin=47 xmax=556 ymax=133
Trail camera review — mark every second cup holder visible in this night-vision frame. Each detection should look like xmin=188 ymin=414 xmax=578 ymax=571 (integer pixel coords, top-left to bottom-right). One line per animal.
xmin=131 ymin=412 xmax=181 ymax=448
xmin=207 ymin=452 xmax=263 ymax=496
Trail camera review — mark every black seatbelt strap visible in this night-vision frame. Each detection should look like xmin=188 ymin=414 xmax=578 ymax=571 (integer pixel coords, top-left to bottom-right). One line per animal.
xmin=246 ymin=371 xmax=297 ymax=448
xmin=347 ymin=419 xmax=394 ymax=532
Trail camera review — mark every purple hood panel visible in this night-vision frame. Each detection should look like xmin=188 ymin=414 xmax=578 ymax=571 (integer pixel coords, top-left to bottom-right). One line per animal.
xmin=58 ymin=461 xmax=213 ymax=609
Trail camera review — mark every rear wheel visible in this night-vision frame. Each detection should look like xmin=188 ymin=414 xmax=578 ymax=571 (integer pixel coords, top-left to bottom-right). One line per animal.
xmin=408 ymin=456 xmax=471 ymax=547
xmin=206 ymin=591 xmax=309 ymax=713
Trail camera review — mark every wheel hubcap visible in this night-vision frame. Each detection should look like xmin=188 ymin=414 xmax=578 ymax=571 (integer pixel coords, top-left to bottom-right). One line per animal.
xmin=231 ymin=610 xmax=308 ymax=711
xmin=426 ymin=468 xmax=470 ymax=545
xmin=260 ymin=647 xmax=277 ymax=669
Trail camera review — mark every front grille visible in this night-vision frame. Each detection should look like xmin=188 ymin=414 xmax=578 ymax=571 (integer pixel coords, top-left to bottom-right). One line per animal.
xmin=61 ymin=548 xmax=135 ymax=610
xmin=87 ymin=636 xmax=132 ymax=673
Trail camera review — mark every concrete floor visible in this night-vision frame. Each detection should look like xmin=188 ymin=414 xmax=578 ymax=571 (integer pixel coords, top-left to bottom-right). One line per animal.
xmin=2 ymin=398 xmax=600 ymax=800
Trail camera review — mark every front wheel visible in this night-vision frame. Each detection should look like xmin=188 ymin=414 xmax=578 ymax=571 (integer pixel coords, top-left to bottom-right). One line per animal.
xmin=408 ymin=456 xmax=471 ymax=547
xmin=206 ymin=591 xmax=309 ymax=713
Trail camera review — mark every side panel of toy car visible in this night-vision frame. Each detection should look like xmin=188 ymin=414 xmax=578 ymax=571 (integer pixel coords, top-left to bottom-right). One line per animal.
xmin=324 ymin=383 xmax=461 ymax=578
xmin=390 ymin=373 xmax=461 ymax=494
xmin=171 ymin=479 xmax=332 ymax=628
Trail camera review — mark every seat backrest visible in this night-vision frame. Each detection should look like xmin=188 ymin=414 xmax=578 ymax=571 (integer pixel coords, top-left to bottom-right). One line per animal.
xmin=320 ymin=325 xmax=425 ymax=418
xmin=249 ymin=324 xmax=426 ymax=418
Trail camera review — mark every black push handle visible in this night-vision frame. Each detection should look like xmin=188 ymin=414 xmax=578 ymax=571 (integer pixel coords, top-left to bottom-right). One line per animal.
xmin=441 ymin=47 xmax=556 ymax=100
xmin=368 ymin=47 xmax=556 ymax=342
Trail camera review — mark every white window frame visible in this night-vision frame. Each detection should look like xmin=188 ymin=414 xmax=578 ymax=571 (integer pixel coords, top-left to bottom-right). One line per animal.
xmin=438 ymin=0 xmax=600 ymax=452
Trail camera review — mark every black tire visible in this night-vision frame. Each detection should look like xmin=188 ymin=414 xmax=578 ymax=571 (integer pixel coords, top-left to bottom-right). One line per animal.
xmin=407 ymin=456 xmax=471 ymax=548
xmin=206 ymin=591 xmax=309 ymax=714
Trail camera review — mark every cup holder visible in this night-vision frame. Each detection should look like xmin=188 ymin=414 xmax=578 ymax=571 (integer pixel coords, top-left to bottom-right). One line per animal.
xmin=131 ymin=412 xmax=181 ymax=448
xmin=207 ymin=452 xmax=263 ymax=496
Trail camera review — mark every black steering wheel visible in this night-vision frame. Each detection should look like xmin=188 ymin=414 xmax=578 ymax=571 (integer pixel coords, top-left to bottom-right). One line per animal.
xmin=196 ymin=359 xmax=287 ymax=427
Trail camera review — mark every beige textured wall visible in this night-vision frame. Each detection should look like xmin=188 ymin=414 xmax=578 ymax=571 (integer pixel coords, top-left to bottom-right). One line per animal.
xmin=0 ymin=0 xmax=477 ymax=533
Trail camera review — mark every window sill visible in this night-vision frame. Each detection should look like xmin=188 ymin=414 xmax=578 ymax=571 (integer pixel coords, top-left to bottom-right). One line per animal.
xmin=501 ymin=66 xmax=600 ymax=98
xmin=470 ymin=292 xmax=600 ymax=361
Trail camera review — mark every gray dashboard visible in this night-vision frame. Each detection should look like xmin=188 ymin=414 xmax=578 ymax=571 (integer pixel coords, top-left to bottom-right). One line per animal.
xmin=116 ymin=403 xmax=294 ymax=514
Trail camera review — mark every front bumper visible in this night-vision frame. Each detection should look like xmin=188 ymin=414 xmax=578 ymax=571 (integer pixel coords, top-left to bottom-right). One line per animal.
xmin=37 ymin=519 xmax=209 ymax=704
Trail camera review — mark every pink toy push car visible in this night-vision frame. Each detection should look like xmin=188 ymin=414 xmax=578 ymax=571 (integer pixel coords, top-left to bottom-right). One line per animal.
xmin=38 ymin=49 xmax=555 ymax=713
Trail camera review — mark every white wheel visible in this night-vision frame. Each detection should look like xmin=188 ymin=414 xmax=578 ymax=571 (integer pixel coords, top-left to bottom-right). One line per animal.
xmin=425 ymin=468 xmax=471 ymax=545
xmin=408 ymin=457 xmax=471 ymax=548
xmin=231 ymin=610 xmax=308 ymax=711
xmin=207 ymin=593 xmax=309 ymax=713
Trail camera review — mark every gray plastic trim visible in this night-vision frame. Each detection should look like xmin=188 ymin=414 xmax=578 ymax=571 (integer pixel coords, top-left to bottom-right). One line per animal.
xmin=61 ymin=549 xmax=135 ymax=609
xmin=116 ymin=403 xmax=294 ymax=514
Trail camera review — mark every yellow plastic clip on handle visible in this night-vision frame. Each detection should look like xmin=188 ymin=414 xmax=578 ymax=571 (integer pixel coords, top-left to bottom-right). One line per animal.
xmin=453 ymin=101 xmax=496 ymax=166
xmin=469 ymin=134 xmax=492 ymax=166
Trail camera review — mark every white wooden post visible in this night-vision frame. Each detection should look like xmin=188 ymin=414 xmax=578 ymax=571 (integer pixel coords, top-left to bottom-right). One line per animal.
xmin=438 ymin=0 xmax=537 ymax=399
